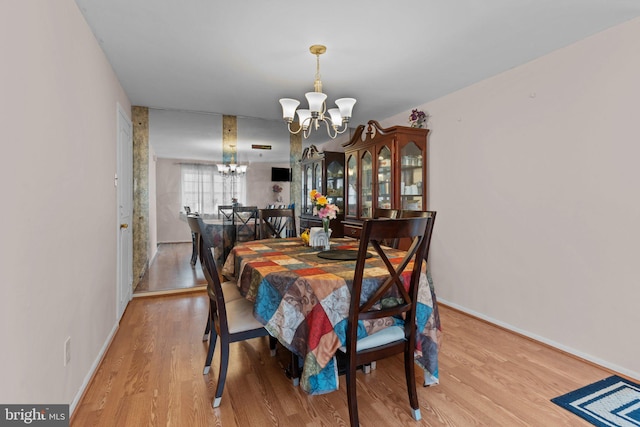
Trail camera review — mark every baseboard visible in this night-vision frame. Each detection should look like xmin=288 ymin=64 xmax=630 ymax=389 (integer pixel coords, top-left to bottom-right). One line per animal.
xmin=69 ymin=321 xmax=119 ymax=418
xmin=133 ymin=285 xmax=206 ymax=298
xmin=438 ymin=298 xmax=640 ymax=382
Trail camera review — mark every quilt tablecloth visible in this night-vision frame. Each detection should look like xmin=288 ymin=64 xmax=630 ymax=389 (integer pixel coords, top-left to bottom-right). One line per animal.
xmin=221 ymin=238 xmax=441 ymax=394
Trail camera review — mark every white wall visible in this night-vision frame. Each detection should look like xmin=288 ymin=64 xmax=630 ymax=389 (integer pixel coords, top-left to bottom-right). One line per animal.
xmin=246 ymin=162 xmax=292 ymax=208
xmin=384 ymin=17 xmax=640 ymax=379
xmin=0 ymin=0 xmax=131 ymax=408
xmin=155 ymin=158 xmax=190 ymax=243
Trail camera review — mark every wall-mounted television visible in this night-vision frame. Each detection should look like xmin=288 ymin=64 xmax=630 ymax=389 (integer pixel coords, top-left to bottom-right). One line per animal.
xmin=271 ymin=167 xmax=292 ymax=182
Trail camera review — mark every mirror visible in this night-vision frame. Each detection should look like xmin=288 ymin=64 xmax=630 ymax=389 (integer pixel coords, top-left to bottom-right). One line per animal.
xmin=137 ymin=108 xmax=311 ymax=294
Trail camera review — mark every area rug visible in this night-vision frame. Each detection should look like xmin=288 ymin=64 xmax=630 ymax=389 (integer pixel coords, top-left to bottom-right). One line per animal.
xmin=551 ymin=376 xmax=640 ymax=427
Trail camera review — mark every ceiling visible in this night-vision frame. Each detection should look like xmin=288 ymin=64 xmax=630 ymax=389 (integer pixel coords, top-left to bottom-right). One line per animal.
xmin=75 ymin=0 xmax=640 ymax=160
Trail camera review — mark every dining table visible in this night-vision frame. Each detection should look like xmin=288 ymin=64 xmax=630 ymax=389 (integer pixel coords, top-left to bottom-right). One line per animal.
xmin=221 ymin=237 xmax=441 ymax=395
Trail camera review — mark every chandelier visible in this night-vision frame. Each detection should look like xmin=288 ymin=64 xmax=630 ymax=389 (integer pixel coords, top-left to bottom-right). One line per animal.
xmin=279 ymin=45 xmax=356 ymax=139
xmin=217 ymin=163 xmax=247 ymax=203
xmin=216 ymin=163 xmax=247 ymax=176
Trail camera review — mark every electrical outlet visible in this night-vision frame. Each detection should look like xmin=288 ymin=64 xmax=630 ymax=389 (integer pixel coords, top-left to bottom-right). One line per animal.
xmin=64 ymin=337 xmax=71 ymax=367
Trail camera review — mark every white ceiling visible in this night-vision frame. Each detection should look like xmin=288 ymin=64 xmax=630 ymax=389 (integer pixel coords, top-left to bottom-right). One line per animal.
xmin=75 ymin=0 xmax=640 ymax=160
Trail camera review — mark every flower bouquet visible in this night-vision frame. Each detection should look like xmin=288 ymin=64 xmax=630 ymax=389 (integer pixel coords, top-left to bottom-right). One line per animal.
xmin=408 ymin=109 xmax=429 ymax=128
xmin=309 ymin=189 xmax=339 ymax=250
xmin=309 ymin=189 xmax=339 ymax=232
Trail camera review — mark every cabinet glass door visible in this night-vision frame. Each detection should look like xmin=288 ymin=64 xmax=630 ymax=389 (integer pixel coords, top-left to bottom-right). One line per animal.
xmin=400 ymin=141 xmax=423 ymax=211
xmin=314 ymin=163 xmax=322 ymax=195
xmin=377 ymin=146 xmax=392 ymax=210
xmin=326 ymin=160 xmax=344 ymax=211
xmin=361 ymin=151 xmax=373 ymax=218
xmin=346 ymin=155 xmax=357 ymax=217
xmin=305 ymin=164 xmax=313 ymax=213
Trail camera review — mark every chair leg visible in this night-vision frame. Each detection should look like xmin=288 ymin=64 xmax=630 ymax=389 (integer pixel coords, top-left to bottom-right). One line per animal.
xmin=203 ymin=308 xmax=217 ymax=375
xmin=346 ymin=356 xmax=360 ymax=427
xmin=213 ymin=337 xmax=230 ymax=408
xmin=290 ymin=354 xmax=301 ymax=387
xmin=269 ymin=336 xmax=277 ymax=357
xmin=404 ymin=346 xmax=421 ymax=421
xmin=203 ymin=332 xmax=217 ymax=375
xmin=363 ymin=360 xmax=377 ymax=373
xmin=203 ymin=307 xmax=211 ymax=341
xmin=190 ymin=232 xmax=198 ymax=266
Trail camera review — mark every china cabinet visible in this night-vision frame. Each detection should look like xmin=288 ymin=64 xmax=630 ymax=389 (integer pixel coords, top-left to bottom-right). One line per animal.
xmin=299 ymin=146 xmax=345 ymax=237
xmin=342 ymin=120 xmax=428 ymax=238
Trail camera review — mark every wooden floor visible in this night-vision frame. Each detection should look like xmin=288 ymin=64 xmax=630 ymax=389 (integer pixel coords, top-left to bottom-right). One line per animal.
xmin=74 ymin=253 xmax=615 ymax=426
xmin=134 ymin=242 xmax=206 ymax=294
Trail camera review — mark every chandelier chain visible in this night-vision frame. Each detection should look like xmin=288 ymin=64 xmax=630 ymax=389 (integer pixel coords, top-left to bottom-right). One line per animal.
xmin=314 ymin=52 xmax=322 ymax=93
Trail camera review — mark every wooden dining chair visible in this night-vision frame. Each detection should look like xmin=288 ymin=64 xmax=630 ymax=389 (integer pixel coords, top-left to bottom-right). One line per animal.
xmin=338 ymin=216 xmax=435 ymax=426
xmin=192 ymin=216 xmax=243 ymax=345
xmin=233 ymin=206 xmax=258 ymax=242
xmin=200 ymin=235 xmax=276 ymax=408
xmin=258 ymin=208 xmax=297 ymax=239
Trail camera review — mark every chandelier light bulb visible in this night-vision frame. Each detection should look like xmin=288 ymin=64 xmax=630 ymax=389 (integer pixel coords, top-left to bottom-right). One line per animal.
xmin=278 ymin=44 xmax=356 ymax=139
xmin=217 ymin=163 xmax=247 ymax=176
xmin=279 ymin=98 xmax=300 ymax=121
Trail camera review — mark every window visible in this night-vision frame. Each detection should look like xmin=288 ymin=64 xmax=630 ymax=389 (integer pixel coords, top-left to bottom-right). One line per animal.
xmin=181 ymin=163 xmax=246 ymax=213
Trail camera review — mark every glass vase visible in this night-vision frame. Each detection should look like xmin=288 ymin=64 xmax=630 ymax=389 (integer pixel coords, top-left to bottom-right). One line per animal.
xmin=322 ymin=218 xmax=331 ymax=250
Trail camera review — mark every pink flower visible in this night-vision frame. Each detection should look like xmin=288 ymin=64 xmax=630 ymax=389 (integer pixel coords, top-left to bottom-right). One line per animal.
xmin=309 ymin=189 xmax=339 ymax=220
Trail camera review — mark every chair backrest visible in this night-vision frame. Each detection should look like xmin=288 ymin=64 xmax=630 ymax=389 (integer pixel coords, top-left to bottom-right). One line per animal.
xmin=373 ymin=208 xmax=400 ymax=247
xmin=184 ymin=206 xmax=192 ymax=214
xmin=393 ymin=210 xmax=436 ymax=249
xmin=193 ymin=215 xmax=215 ymax=247
xmin=188 ymin=214 xmax=213 ymax=264
xmin=218 ymin=205 xmax=234 ymax=221
xmin=345 ymin=216 xmax=435 ymax=353
xmin=373 ymin=208 xmax=399 ymax=219
xmin=234 ymin=206 xmax=258 ymax=242
xmin=258 ymin=208 xmax=297 ymax=239
xmin=399 ymin=210 xmax=432 ymax=219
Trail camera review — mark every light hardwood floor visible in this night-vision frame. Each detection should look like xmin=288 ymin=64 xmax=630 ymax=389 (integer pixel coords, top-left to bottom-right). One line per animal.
xmin=74 ymin=246 xmax=615 ymax=426
xmin=134 ymin=242 xmax=206 ymax=294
